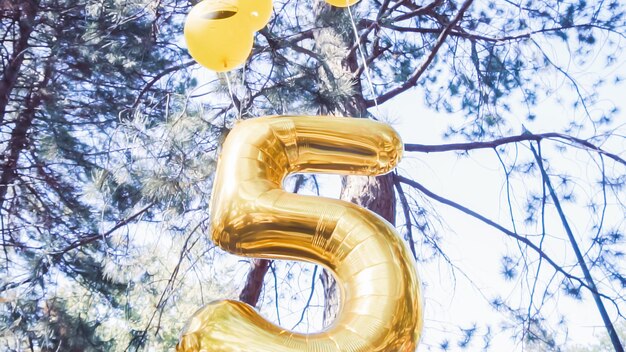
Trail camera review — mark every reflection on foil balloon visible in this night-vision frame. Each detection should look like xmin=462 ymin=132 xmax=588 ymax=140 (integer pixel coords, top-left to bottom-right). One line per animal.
xmin=183 ymin=0 xmax=272 ymax=72
xmin=177 ymin=116 xmax=423 ymax=352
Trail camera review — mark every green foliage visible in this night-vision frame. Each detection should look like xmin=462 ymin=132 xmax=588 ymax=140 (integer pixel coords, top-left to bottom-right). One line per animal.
xmin=0 ymin=0 xmax=212 ymax=349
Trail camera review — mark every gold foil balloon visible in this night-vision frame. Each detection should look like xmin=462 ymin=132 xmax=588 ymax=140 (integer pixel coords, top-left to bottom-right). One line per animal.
xmin=184 ymin=0 xmax=255 ymax=72
xmin=177 ymin=116 xmax=423 ymax=352
xmin=325 ymin=0 xmax=361 ymax=7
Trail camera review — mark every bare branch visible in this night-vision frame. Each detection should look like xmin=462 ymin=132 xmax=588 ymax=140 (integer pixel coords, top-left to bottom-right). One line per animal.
xmin=291 ymin=265 xmax=319 ymax=330
xmin=131 ymin=61 xmax=195 ymax=112
xmin=52 ymin=203 xmax=154 ymax=255
xmin=529 ymin=141 xmax=624 ymax=351
xmin=134 ymin=221 xmax=205 ymax=349
xmin=394 ymin=174 xmax=594 ymax=293
xmin=404 ymin=132 xmax=626 ymax=167
xmin=393 ymin=175 xmax=417 ymax=260
xmin=388 ymin=0 xmax=444 ymax=23
xmin=377 ymin=23 xmax=624 ymax=43
xmin=365 ymin=0 xmax=475 ymax=107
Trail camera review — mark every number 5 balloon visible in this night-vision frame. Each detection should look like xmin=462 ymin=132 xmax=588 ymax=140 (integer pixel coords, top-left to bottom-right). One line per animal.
xmin=177 ymin=116 xmax=423 ymax=351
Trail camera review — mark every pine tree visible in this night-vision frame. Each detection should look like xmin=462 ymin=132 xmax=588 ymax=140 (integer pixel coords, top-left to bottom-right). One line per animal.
xmin=0 ymin=0 xmax=211 ymax=350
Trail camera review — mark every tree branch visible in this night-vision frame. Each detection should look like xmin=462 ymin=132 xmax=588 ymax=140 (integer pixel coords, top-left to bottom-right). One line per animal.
xmin=291 ymin=265 xmax=319 ymax=330
xmin=378 ymin=22 xmax=621 ymax=43
xmin=52 ymin=203 xmax=154 ymax=255
xmin=388 ymin=0 xmax=444 ymax=23
xmin=0 ymin=60 xmax=52 ymax=211
xmin=131 ymin=60 xmax=195 ymax=112
xmin=394 ymin=174 xmax=595 ymax=294
xmin=529 ymin=141 xmax=624 ymax=352
xmin=404 ymin=132 xmax=626 ymax=167
xmin=393 ymin=175 xmax=417 ymax=260
xmin=365 ymin=0 xmax=474 ymax=107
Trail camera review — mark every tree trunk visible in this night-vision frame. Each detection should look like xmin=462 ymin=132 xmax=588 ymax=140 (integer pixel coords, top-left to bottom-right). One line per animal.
xmin=0 ymin=0 xmax=36 ymax=124
xmin=315 ymin=0 xmax=398 ymax=326
xmin=322 ymin=174 xmax=396 ymax=326
xmin=0 ymin=61 xmax=50 ymax=213
xmin=239 ymin=259 xmax=271 ymax=307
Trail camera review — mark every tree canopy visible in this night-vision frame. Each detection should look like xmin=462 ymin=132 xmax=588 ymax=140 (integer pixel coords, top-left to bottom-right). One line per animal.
xmin=1 ymin=0 xmax=624 ymax=351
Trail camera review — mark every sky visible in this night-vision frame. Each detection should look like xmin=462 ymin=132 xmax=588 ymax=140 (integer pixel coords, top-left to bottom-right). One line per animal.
xmin=368 ymin=45 xmax=626 ymax=350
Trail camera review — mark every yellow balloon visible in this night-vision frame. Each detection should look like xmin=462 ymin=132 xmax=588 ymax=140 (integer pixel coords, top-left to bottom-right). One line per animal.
xmin=184 ymin=0 xmax=254 ymax=72
xmin=177 ymin=116 xmax=423 ymax=352
xmin=239 ymin=0 xmax=273 ymax=31
xmin=325 ymin=0 xmax=360 ymax=7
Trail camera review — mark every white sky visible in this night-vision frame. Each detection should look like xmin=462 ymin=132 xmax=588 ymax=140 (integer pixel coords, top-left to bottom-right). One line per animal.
xmin=371 ymin=49 xmax=626 ymax=350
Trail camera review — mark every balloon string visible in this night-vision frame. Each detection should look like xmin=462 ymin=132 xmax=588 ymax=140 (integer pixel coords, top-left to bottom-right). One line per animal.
xmin=240 ymin=61 xmax=247 ymax=120
xmin=347 ymin=4 xmax=379 ymax=118
xmin=224 ymin=72 xmax=241 ymax=121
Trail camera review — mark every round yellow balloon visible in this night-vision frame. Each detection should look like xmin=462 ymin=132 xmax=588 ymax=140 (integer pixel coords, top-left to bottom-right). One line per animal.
xmin=184 ymin=0 xmax=254 ymax=72
xmin=177 ymin=116 xmax=423 ymax=352
xmin=239 ymin=0 xmax=273 ymax=31
xmin=325 ymin=0 xmax=360 ymax=7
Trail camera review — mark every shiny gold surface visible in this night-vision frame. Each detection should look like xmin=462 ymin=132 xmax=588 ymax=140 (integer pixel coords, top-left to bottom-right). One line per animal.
xmin=177 ymin=116 xmax=423 ymax=352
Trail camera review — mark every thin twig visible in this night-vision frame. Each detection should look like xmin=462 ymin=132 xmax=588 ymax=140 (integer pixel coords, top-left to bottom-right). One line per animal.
xmin=394 ymin=174 xmax=596 ymax=294
xmin=404 ymin=132 xmax=626 ymax=167
xmin=131 ymin=61 xmax=195 ymax=111
xmin=393 ymin=175 xmax=417 ymax=260
xmin=52 ymin=203 xmax=154 ymax=254
xmin=529 ymin=141 xmax=624 ymax=352
xmin=366 ymin=0 xmax=474 ymax=107
xmin=292 ymin=265 xmax=319 ymax=330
